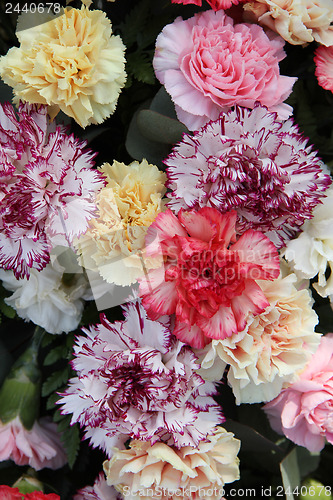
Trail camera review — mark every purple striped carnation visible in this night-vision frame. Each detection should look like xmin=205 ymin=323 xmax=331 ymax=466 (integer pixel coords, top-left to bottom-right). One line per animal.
xmin=58 ymin=300 xmax=223 ymax=454
xmin=0 ymin=102 xmax=105 ymax=278
xmin=165 ymin=105 xmax=332 ymax=248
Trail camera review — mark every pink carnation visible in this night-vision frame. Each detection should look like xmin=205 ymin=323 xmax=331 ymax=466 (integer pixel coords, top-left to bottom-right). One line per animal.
xmin=0 ymin=416 xmax=67 ymax=470
xmin=171 ymin=0 xmax=244 ymax=9
xmin=165 ymin=105 xmax=332 ymax=248
xmin=264 ymin=334 xmax=333 ymax=452
xmin=74 ymin=473 xmax=120 ymax=500
xmin=314 ymin=45 xmax=333 ymax=93
xmin=153 ymin=10 xmax=296 ymax=131
xmin=59 ymin=300 xmax=223 ymax=452
xmin=139 ymin=208 xmax=280 ymax=348
xmin=0 ymin=102 xmax=104 ymax=279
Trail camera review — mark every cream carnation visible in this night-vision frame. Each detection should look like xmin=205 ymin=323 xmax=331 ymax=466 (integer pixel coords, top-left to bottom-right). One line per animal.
xmin=243 ymin=0 xmax=333 ymax=46
xmin=76 ymin=160 xmax=166 ymax=286
xmin=0 ymin=6 xmax=126 ymax=128
xmin=284 ymin=187 xmax=333 ymax=300
xmin=103 ymin=427 xmax=240 ymax=500
xmin=0 ymin=257 xmax=89 ymax=334
xmin=197 ymin=274 xmax=320 ymax=404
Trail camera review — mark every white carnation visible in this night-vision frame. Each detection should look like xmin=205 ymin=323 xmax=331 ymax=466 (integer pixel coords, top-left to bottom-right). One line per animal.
xmin=0 ymin=256 xmax=89 ymax=334
xmin=284 ymin=186 xmax=333 ymax=300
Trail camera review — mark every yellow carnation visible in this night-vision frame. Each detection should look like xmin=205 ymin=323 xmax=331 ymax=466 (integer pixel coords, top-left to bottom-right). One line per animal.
xmin=243 ymin=0 xmax=333 ymax=46
xmin=0 ymin=6 xmax=126 ymax=128
xmin=103 ymin=427 xmax=240 ymax=500
xmin=76 ymin=159 xmax=167 ymax=286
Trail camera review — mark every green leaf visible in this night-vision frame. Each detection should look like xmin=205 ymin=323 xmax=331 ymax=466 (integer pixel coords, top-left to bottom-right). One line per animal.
xmin=127 ymin=51 xmax=155 ymax=85
xmin=280 ymin=447 xmax=301 ymax=500
xmin=118 ymin=0 xmax=151 ymax=48
xmin=46 ymin=392 xmax=62 ymax=411
xmin=137 ymin=109 xmax=188 ymax=144
xmin=0 ymin=300 xmax=16 ymax=319
xmin=44 ymin=345 xmax=69 ymax=366
xmin=56 ymin=413 xmax=80 ymax=469
xmin=42 ymin=366 xmax=70 ymax=397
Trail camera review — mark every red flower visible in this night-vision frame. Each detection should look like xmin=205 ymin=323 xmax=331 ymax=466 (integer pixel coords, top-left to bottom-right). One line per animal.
xmin=25 ymin=493 xmax=59 ymax=500
xmin=139 ymin=208 xmax=280 ymax=348
xmin=0 ymin=485 xmax=22 ymax=500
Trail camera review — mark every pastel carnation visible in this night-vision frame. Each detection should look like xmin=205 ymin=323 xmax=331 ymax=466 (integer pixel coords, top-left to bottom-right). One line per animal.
xmin=0 ymin=258 xmax=89 ymax=334
xmin=153 ymin=9 xmax=296 ymax=131
xmin=74 ymin=473 xmax=120 ymax=500
xmin=0 ymin=416 xmax=67 ymax=470
xmin=0 ymin=102 xmax=104 ymax=279
xmin=171 ymin=0 xmax=245 ymax=9
xmin=76 ymin=160 xmax=166 ymax=287
xmin=243 ymin=0 xmax=333 ymax=46
xmin=314 ymin=45 xmax=333 ymax=93
xmin=0 ymin=6 xmax=126 ymax=128
xmin=103 ymin=427 xmax=240 ymax=500
xmin=165 ymin=105 xmax=331 ymax=248
xmin=197 ymin=273 xmax=320 ymax=404
xmin=284 ymin=186 xmax=333 ymax=300
xmin=264 ymin=333 xmax=333 ymax=452
xmin=59 ymin=300 xmax=223 ymax=453
xmin=139 ymin=208 xmax=280 ymax=349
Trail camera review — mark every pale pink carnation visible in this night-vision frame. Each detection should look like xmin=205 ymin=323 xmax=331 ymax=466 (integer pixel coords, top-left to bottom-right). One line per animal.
xmin=264 ymin=334 xmax=333 ymax=452
xmin=0 ymin=102 xmax=105 ymax=279
xmin=171 ymin=0 xmax=245 ymax=9
xmin=153 ymin=10 xmax=296 ymax=131
xmin=0 ymin=416 xmax=67 ymax=470
xmin=314 ymin=45 xmax=333 ymax=93
xmin=74 ymin=473 xmax=121 ymax=500
xmin=59 ymin=300 xmax=223 ymax=453
xmin=139 ymin=208 xmax=280 ymax=348
xmin=166 ymin=105 xmax=332 ymax=248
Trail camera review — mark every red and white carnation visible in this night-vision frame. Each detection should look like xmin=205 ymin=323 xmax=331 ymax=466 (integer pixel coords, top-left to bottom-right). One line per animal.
xmin=0 ymin=102 xmax=104 ymax=279
xmin=153 ymin=10 xmax=296 ymax=131
xmin=59 ymin=300 xmax=223 ymax=453
xmin=166 ymin=105 xmax=331 ymax=248
xmin=139 ymin=208 xmax=280 ymax=348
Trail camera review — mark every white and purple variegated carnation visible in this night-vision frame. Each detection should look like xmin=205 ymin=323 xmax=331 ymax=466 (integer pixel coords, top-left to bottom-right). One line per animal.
xmin=0 ymin=102 xmax=105 ymax=278
xmin=165 ymin=105 xmax=332 ymax=248
xmin=58 ymin=300 xmax=223 ymax=454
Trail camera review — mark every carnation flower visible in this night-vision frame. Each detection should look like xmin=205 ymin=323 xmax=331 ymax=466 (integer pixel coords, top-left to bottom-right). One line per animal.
xmin=0 ymin=102 xmax=104 ymax=279
xmin=76 ymin=160 xmax=166 ymax=287
xmin=165 ymin=105 xmax=331 ymax=248
xmin=264 ymin=334 xmax=333 ymax=452
xmin=103 ymin=427 xmax=240 ymax=500
xmin=139 ymin=208 xmax=280 ymax=348
xmin=25 ymin=494 xmax=60 ymax=500
xmin=0 ymin=6 xmax=126 ymax=128
xmin=243 ymin=0 xmax=333 ymax=46
xmin=198 ymin=274 xmax=320 ymax=404
xmin=314 ymin=45 xmax=333 ymax=93
xmin=59 ymin=300 xmax=223 ymax=452
xmin=153 ymin=10 xmax=296 ymax=130
xmin=74 ymin=473 xmax=120 ymax=500
xmin=0 ymin=257 xmax=89 ymax=334
xmin=0 ymin=416 xmax=67 ymax=470
xmin=0 ymin=486 xmax=22 ymax=499
xmin=171 ymin=0 xmax=245 ymax=9
xmin=284 ymin=186 xmax=333 ymax=300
